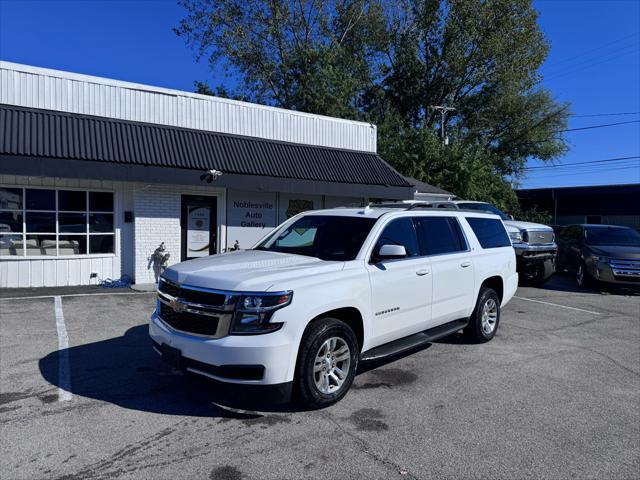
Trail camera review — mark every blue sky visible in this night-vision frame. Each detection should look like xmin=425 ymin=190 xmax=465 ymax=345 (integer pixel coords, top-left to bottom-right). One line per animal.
xmin=0 ymin=0 xmax=638 ymax=190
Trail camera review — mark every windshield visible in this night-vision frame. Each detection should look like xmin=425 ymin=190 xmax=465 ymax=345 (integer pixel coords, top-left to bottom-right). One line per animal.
xmin=457 ymin=202 xmax=510 ymax=220
xmin=584 ymin=227 xmax=640 ymax=246
xmin=256 ymin=215 xmax=377 ymax=261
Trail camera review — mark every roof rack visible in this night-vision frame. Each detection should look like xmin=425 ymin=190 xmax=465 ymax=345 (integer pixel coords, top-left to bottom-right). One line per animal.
xmin=406 ymin=202 xmax=436 ymax=210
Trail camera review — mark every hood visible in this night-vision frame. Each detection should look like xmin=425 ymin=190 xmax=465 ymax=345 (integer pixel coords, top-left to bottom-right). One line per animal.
xmin=162 ymin=250 xmax=344 ymax=292
xmin=587 ymin=245 xmax=640 ymax=259
xmin=504 ymin=220 xmax=553 ymax=232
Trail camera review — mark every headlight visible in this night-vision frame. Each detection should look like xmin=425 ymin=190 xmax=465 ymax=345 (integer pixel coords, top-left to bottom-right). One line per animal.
xmin=590 ymin=254 xmax=610 ymax=264
xmin=509 ymin=231 xmax=523 ymax=243
xmin=229 ymin=291 xmax=293 ymax=335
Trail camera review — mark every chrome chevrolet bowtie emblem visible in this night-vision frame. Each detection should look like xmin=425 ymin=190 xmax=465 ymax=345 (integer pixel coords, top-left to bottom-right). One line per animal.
xmin=169 ymin=298 xmax=187 ymax=313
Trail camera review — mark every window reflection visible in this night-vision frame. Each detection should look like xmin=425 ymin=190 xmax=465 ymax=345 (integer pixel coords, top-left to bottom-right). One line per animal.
xmin=0 ymin=188 xmax=115 ymax=257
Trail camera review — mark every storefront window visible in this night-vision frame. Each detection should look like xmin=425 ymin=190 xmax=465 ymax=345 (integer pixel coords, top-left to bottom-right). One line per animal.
xmin=0 ymin=188 xmax=115 ymax=256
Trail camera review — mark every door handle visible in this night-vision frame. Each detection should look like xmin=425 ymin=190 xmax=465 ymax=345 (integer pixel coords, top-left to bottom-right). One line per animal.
xmin=416 ymin=268 xmax=430 ymax=276
xmin=460 ymin=261 xmax=472 ymax=268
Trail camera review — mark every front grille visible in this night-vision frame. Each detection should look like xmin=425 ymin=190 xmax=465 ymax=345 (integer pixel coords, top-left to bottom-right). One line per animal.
xmin=524 ymin=230 xmax=554 ymax=245
xmin=159 ymin=302 xmax=220 ymax=336
xmin=610 ymin=258 xmax=640 ymax=279
xmin=158 ymin=278 xmax=226 ymax=306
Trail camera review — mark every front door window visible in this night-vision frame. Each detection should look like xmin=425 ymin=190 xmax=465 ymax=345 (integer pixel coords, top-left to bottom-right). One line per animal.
xmin=186 ymin=205 xmax=211 ymax=258
xmin=181 ymin=195 xmax=217 ymax=261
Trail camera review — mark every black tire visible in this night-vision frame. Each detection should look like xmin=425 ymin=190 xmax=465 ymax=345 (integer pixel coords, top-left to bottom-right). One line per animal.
xmin=519 ymin=259 xmax=554 ymax=286
xmin=576 ymin=262 xmax=594 ymax=289
xmin=295 ymin=318 xmax=359 ymax=408
xmin=464 ymin=287 xmax=501 ymax=343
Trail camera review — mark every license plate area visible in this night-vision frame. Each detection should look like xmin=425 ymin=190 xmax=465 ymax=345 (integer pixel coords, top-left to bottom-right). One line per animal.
xmin=161 ymin=343 xmax=183 ymax=369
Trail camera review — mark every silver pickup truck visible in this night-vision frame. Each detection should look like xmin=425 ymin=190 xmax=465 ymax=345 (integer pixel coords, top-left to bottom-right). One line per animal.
xmin=454 ymin=201 xmax=556 ymax=285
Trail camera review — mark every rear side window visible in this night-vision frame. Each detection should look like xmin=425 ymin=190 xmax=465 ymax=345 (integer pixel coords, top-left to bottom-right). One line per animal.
xmin=466 ymin=217 xmax=511 ymax=249
xmin=415 ymin=217 xmax=467 ymax=255
xmin=374 ymin=218 xmax=419 ymax=257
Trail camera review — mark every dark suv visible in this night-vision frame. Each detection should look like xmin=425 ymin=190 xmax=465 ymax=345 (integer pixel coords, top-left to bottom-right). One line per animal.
xmin=556 ymin=224 xmax=640 ymax=288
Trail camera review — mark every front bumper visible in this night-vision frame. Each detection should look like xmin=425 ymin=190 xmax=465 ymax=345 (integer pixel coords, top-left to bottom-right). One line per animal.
xmin=513 ymin=243 xmax=557 ymax=263
xmin=149 ymin=311 xmax=296 ymax=386
xmin=587 ymin=261 xmax=640 ymax=286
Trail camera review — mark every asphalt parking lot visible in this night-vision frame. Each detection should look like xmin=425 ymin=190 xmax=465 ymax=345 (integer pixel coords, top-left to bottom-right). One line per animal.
xmin=1 ymin=276 xmax=639 ymax=480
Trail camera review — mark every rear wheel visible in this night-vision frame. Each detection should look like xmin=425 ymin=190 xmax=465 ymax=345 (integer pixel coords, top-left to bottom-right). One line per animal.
xmin=295 ymin=318 xmax=359 ymax=408
xmin=464 ymin=287 xmax=500 ymax=342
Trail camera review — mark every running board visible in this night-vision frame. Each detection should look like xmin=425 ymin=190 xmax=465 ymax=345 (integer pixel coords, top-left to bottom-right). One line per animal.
xmin=360 ymin=319 xmax=468 ymax=362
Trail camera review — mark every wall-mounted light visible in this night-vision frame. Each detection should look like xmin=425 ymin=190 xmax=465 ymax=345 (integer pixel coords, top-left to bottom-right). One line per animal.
xmin=200 ymin=169 xmax=223 ymax=183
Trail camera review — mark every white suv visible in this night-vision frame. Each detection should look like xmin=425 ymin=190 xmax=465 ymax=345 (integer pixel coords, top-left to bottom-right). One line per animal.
xmin=150 ymin=207 xmax=518 ymax=407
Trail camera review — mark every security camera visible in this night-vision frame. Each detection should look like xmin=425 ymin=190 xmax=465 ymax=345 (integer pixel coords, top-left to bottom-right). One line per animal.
xmin=200 ymin=169 xmax=223 ymax=183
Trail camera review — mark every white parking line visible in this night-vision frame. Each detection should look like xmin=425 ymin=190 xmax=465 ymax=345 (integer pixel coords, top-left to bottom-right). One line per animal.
xmin=513 ymin=296 xmax=600 ymax=315
xmin=54 ymin=296 xmax=73 ymax=402
xmin=0 ymin=291 xmax=154 ymax=301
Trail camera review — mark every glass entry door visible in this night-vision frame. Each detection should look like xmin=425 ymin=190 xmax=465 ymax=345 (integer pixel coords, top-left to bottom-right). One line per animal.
xmin=181 ymin=195 xmax=217 ymax=261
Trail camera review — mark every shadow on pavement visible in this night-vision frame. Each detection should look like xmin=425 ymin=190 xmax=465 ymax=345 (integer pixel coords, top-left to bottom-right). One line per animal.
xmin=39 ymin=325 xmax=301 ymax=417
xmin=40 ymin=324 xmax=427 ymax=416
xmin=538 ymin=273 xmax=639 ymax=296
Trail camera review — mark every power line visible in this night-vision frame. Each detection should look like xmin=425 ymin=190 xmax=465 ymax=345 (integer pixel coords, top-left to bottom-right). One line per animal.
xmin=544 ymin=32 xmax=639 ymax=70
xmin=530 ymin=165 xmax=640 ymax=176
xmin=542 ymin=32 xmax=640 ymax=81
xmin=530 ymin=164 xmax=639 ymax=175
xmin=544 ymin=46 xmax=639 ymax=81
xmin=524 ymin=165 xmax=640 ymax=179
xmin=523 ymin=156 xmax=640 ymax=170
xmin=571 ymin=112 xmax=640 ymax=118
xmin=560 ymin=120 xmax=640 ymax=132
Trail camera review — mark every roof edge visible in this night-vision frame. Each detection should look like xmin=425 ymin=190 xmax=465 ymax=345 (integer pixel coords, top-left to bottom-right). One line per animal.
xmin=0 ymin=60 xmax=376 ymax=129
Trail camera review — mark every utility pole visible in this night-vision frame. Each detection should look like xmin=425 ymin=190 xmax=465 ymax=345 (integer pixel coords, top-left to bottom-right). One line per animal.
xmin=428 ymin=105 xmax=456 ymax=146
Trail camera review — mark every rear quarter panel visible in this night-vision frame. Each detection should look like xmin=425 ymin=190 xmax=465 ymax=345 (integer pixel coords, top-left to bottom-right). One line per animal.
xmin=459 ymin=218 xmax=518 ymax=310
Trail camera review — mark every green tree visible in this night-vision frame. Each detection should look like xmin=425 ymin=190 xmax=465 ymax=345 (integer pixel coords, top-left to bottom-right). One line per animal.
xmin=370 ymin=0 xmax=568 ymax=206
xmin=176 ymin=0 xmax=569 ymax=207
xmin=175 ymin=0 xmax=387 ymax=118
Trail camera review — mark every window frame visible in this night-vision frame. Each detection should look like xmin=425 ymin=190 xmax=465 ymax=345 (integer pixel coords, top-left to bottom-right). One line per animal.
xmin=464 ymin=216 xmax=512 ymax=249
xmin=369 ymin=217 xmax=420 ymax=263
xmin=369 ymin=214 xmax=470 ymax=263
xmin=0 ymin=185 xmax=117 ymax=259
xmin=414 ymin=216 xmax=470 ymax=257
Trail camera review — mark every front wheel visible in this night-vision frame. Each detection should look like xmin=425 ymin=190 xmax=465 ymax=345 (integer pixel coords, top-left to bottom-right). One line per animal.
xmin=464 ymin=287 xmax=501 ymax=343
xmin=576 ymin=262 xmax=594 ymax=289
xmin=295 ymin=318 xmax=359 ymax=408
xmin=520 ymin=259 xmax=554 ymax=286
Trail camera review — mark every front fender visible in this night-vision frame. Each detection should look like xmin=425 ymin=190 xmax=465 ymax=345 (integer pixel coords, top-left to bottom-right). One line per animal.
xmin=271 ymin=276 xmax=371 ymax=383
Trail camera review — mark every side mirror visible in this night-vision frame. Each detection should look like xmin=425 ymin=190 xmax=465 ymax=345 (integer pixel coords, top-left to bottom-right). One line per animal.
xmin=508 ymin=214 xmax=514 ymax=220
xmin=378 ymin=244 xmax=407 ymax=260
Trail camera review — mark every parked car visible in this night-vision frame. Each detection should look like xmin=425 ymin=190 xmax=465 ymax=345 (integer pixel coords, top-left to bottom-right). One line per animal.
xmin=556 ymin=224 xmax=640 ymax=288
xmin=150 ymin=206 xmax=518 ymax=408
xmin=453 ymin=201 xmax=557 ymax=286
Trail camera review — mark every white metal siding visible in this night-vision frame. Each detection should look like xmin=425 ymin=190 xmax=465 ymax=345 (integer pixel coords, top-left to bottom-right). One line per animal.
xmin=0 ymin=61 xmax=377 ymax=153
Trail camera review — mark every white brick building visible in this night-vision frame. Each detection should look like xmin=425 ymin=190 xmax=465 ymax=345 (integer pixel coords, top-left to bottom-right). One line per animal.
xmin=0 ymin=62 xmax=412 ymax=287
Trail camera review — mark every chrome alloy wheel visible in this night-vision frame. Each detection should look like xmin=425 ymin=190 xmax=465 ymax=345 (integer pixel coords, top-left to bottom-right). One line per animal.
xmin=313 ymin=337 xmax=351 ymax=394
xmin=481 ymin=298 xmax=498 ymax=336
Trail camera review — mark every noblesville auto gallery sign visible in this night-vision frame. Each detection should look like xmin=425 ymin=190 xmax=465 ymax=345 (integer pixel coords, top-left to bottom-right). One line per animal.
xmin=226 ymin=190 xmax=277 ymax=250
xmin=233 ymin=200 xmax=273 ymax=228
